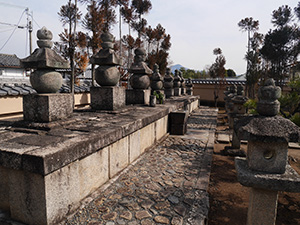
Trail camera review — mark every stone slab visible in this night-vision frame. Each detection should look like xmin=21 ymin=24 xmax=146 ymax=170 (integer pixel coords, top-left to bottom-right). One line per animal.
xmin=217 ymin=133 xmax=230 ymax=143
xmin=235 ymin=157 xmax=300 ymax=192
xmin=90 ymin=86 xmax=126 ymax=110
xmin=23 ymin=93 xmax=73 ymax=122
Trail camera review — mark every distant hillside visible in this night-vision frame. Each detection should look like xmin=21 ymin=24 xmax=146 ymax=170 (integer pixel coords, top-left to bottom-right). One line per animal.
xmin=170 ymin=64 xmax=187 ymax=73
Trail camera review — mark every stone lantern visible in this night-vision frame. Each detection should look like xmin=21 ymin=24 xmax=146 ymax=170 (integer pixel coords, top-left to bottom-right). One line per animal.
xmin=90 ymin=32 xmax=125 ymax=110
xmin=228 ymin=85 xmax=248 ymax=129
xmin=21 ymin=26 xmax=71 ymax=122
xmin=163 ymin=67 xmax=174 ymax=98
xmin=173 ymin=69 xmax=181 ymax=96
xmin=126 ymin=48 xmax=152 ymax=105
xmin=235 ymin=78 xmax=300 ymax=225
xmin=225 ymin=84 xmax=237 ymax=113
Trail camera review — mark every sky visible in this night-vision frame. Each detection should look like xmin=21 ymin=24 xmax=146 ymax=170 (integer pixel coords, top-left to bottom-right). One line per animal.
xmin=0 ymin=0 xmax=299 ymax=75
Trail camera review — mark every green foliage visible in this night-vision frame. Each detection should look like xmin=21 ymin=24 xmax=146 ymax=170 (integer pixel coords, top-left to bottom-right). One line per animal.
xmin=244 ymin=99 xmax=258 ymax=114
xmin=153 ymin=91 xmax=164 ymax=104
xmin=179 ymin=67 xmax=209 ymax=79
xmin=290 ymin=113 xmax=300 ymax=126
xmin=226 ymin=69 xmax=236 ymax=77
xmin=279 ymin=78 xmax=300 ymax=126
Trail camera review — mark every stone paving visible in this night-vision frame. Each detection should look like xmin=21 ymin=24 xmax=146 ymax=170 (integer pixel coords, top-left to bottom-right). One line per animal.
xmin=61 ymin=107 xmax=217 ymax=225
xmin=0 ymin=106 xmax=217 ymax=225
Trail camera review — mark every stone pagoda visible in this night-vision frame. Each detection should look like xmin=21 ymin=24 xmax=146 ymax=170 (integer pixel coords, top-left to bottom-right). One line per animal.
xmin=186 ymin=78 xmax=193 ymax=95
xmin=235 ymin=79 xmax=300 ymax=225
xmin=90 ymin=32 xmax=125 ymax=110
xmin=21 ymin=26 xmax=71 ymax=122
xmin=126 ymin=48 xmax=152 ymax=105
xmin=173 ymin=69 xmax=181 ymax=96
xmin=179 ymin=71 xmax=186 ymax=95
xmin=163 ymin=67 xmax=174 ymax=98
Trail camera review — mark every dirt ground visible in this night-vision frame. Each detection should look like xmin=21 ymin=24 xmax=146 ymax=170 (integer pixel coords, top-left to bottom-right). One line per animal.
xmin=207 ymin=111 xmax=300 ymax=225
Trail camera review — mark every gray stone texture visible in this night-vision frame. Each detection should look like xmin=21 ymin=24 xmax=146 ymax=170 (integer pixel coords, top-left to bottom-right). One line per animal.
xmin=235 ymin=157 xmax=300 ymax=192
xmin=30 ymin=70 xmax=63 ymax=93
xmin=0 ymin=96 xmax=201 ymax=225
xmin=90 ymin=86 xmax=126 ymax=110
xmin=247 ymin=141 xmax=288 ymax=174
xmin=126 ymin=89 xmax=151 ymax=105
xmin=23 ymin=93 xmax=73 ymax=122
xmin=247 ymin=188 xmax=278 ymax=225
xmin=164 ymin=88 xmax=174 ymax=98
xmin=169 ymin=111 xmax=188 ymax=135
xmin=174 ymin=88 xmax=181 ymax=96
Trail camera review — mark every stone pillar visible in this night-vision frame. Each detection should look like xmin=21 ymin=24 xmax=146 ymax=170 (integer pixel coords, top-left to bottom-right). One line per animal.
xmin=90 ymin=32 xmax=125 ymax=110
xmin=126 ymin=48 xmax=152 ymax=105
xmin=163 ymin=67 xmax=174 ymax=98
xmin=21 ymin=27 xmax=71 ymax=122
xmin=235 ymin=78 xmax=300 ymax=225
xmin=173 ymin=69 xmax=181 ymax=96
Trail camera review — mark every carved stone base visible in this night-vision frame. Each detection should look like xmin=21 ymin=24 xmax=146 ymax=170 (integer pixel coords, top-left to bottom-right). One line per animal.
xmin=126 ymin=89 xmax=151 ymax=105
xmin=91 ymin=86 xmax=125 ymax=110
xmin=23 ymin=93 xmax=73 ymax=122
xmin=164 ymin=89 xmax=174 ymax=98
xmin=174 ymin=88 xmax=181 ymax=96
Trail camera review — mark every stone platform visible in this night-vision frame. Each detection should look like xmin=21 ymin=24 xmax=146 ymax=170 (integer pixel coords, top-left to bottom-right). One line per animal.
xmin=0 ymin=96 xmax=204 ymax=225
xmin=0 ymin=104 xmax=217 ymax=225
xmin=62 ymin=106 xmax=217 ymax=225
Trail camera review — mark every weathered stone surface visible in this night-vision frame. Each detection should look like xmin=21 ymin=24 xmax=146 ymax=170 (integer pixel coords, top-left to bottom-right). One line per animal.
xmin=90 ymin=86 xmax=125 ymax=110
xmin=126 ymin=89 xmax=151 ymax=105
xmin=237 ymin=115 xmax=300 ymax=143
xmin=247 ymin=188 xmax=278 ymax=225
xmin=21 ymin=47 xmax=70 ymax=69
xmin=135 ymin=210 xmax=151 ymax=220
xmin=169 ymin=111 xmax=188 ymax=135
xmin=30 ymin=70 xmax=62 ymax=93
xmin=235 ymin=157 xmax=300 ymax=192
xmin=154 ymin=216 xmax=169 ymax=224
xmin=120 ymin=211 xmax=132 ymax=220
xmin=23 ymin=93 xmax=73 ymax=122
xmin=0 ymin=97 xmax=205 ymax=225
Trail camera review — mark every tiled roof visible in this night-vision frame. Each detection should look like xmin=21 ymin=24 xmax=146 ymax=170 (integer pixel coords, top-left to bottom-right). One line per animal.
xmin=0 ymin=54 xmax=21 ymax=68
xmin=0 ymin=83 xmax=90 ymax=96
xmin=190 ymin=79 xmax=246 ymax=85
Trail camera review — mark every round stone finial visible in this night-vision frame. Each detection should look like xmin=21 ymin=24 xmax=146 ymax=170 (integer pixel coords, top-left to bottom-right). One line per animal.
xmin=257 ymin=78 xmax=281 ymax=116
xmin=133 ymin=48 xmax=147 ymax=64
xmin=101 ymin=32 xmax=114 ymax=49
xmin=37 ymin=27 xmax=53 ymax=48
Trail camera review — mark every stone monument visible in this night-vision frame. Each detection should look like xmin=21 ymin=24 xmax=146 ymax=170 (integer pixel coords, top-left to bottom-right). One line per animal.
xmin=179 ymin=71 xmax=186 ymax=95
xmin=173 ymin=69 xmax=181 ymax=96
xmin=150 ymin=63 xmax=165 ymax=104
xmin=186 ymin=78 xmax=193 ymax=95
xmin=228 ymin=85 xmax=248 ymax=129
xmin=163 ymin=67 xmax=174 ymax=98
xmin=90 ymin=32 xmax=125 ymax=110
xmin=21 ymin=26 xmax=71 ymax=122
xmin=235 ymin=78 xmax=300 ymax=225
xmin=126 ymin=48 xmax=152 ymax=105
